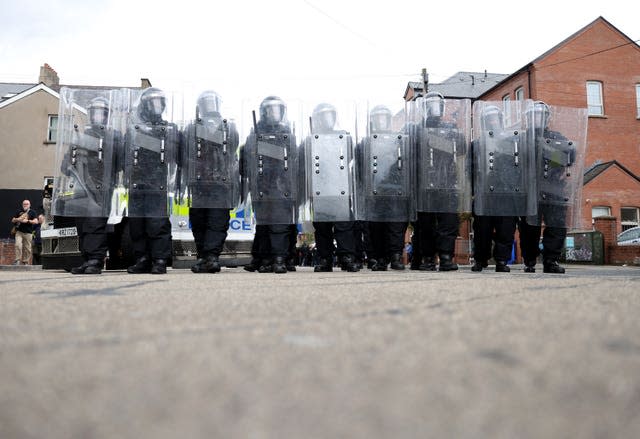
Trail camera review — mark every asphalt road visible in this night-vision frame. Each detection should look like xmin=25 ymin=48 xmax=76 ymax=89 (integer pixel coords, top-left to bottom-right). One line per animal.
xmin=1 ymin=264 xmax=639 ymax=439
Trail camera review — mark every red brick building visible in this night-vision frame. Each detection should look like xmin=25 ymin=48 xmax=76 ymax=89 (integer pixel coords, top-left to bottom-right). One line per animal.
xmin=478 ymin=16 xmax=640 ymax=235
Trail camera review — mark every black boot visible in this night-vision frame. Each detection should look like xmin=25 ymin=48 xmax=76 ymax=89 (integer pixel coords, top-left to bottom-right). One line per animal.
xmin=543 ymin=260 xmax=565 ymax=274
xmin=389 ymin=254 xmax=405 ymax=270
xmin=314 ymin=258 xmax=333 ymax=272
xmin=371 ymin=258 xmax=388 ymax=271
xmin=192 ymin=255 xmax=221 ymax=273
xmin=244 ymin=258 xmax=260 ymax=272
xmin=273 ymin=256 xmax=288 ymax=274
xmin=151 ymin=259 xmax=167 ymax=274
xmin=367 ymin=258 xmax=378 ymax=270
xmin=523 ymin=260 xmax=536 ymax=273
xmin=495 ymin=260 xmax=510 ymax=273
xmin=127 ymin=256 xmax=152 ymax=274
xmin=438 ymin=254 xmax=458 ymax=272
xmin=471 ymin=260 xmax=485 ymax=272
xmin=71 ymin=259 xmax=103 ymax=275
xmin=258 ymin=258 xmax=273 ymax=273
xmin=286 ymin=257 xmax=296 ymax=272
xmin=340 ymin=255 xmax=360 ymax=272
xmin=419 ymin=256 xmax=437 ymax=271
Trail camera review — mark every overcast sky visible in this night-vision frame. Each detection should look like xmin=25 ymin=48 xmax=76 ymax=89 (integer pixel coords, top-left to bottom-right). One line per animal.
xmin=0 ymin=0 xmax=636 ymax=132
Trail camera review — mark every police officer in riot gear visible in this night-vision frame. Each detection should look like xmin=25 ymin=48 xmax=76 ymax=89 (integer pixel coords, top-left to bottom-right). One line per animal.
xmin=415 ymin=92 xmax=468 ymax=271
xmin=124 ymin=87 xmax=177 ymax=274
xmin=471 ymin=105 xmax=518 ymax=272
xmin=305 ymin=103 xmax=359 ymax=272
xmin=184 ymin=90 xmax=239 ymax=273
xmin=358 ymin=104 xmax=410 ymax=271
xmin=242 ymin=96 xmax=297 ymax=274
xmin=66 ymin=96 xmax=117 ymax=274
xmin=519 ymin=101 xmax=576 ymax=274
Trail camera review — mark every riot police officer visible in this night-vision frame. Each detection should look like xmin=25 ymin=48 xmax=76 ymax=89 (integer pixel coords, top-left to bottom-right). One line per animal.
xmin=414 ymin=92 xmax=471 ymax=271
xmin=183 ymin=90 xmax=240 ymax=273
xmin=242 ymin=96 xmax=298 ymax=274
xmin=470 ymin=104 xmax=520 ymax=272
xmin=124 ymin=87 xmax=178 ymax=274
xmin=59 ymin=95 xmax=118 ymax=274
xmin=519 ymin=101 xmax=580 ymax=274
xmin=357 ymin=104 xmax=411 ymax=271
xmin=304 ymin=103 xmax=359 ymax=272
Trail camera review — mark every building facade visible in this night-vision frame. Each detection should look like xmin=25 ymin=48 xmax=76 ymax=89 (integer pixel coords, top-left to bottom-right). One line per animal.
xmin=0 ymin=64 xmax=148 ymax=238
xmin=477 ymin=16 xmax=640 ymax=234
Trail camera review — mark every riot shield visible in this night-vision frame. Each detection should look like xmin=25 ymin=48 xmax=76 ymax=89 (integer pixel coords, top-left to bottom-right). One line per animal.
xmin=412 ymin=98 xmax=472 ymax=213
xmin=472 ymin=100 xmax=537 ymax=216
xmin=185 ymin=117 xmax=240 ymax=209
xmin=526 ymin=104 xmax=588 ymax=229
xmin=52 ymin=87 xmax=120 ymax=218
xmin=246 ymin=129 xmax=298 ymax=225
xmin=303 ymin=131 xmax=357 ymax=222
xmin=358 ymin=132 xmax=413 ymax=222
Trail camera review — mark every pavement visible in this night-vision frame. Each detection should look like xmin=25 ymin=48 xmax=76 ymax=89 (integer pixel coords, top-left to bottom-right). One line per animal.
xmin=1 ymin=264 xmax=639 ymax=439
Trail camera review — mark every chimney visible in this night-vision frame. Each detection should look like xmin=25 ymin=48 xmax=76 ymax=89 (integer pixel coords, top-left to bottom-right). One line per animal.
xmin=39 ymin=63 xmax=59 ymax=87
xmin=140 ymin=78 xmax=152 ymax=89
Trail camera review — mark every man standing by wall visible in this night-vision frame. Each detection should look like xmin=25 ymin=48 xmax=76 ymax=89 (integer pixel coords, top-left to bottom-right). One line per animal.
xmin=11 ymin=199 xmax=37 ymax=265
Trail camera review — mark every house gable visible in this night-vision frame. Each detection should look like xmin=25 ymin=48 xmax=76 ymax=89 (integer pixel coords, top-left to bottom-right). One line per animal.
xmin=0 ymin=83 xmax=60 ymax=110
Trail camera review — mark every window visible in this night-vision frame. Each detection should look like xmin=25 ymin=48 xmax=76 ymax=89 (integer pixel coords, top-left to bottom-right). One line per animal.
xmin=636 ymin=84 xmax=640 ymax=118
xmin=502 ymin=94 xmax=511 ymax=126
xmin=47 ymin=115 xmax=58 ymax=143
xmin=592 ymin=206 xmax=611 ymax=222
xmin=586 ymin=81 xmax=603 ymax=116
xmin=621 ymin=207 xmax=639 ymax=231
xmin=515 ymin=87 xmax=524 ymax=101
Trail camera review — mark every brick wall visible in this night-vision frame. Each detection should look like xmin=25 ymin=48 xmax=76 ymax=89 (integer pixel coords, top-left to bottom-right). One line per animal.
xmin=583 ymin=166 xmax=640 ymax=235
xmin=593 ymin=216 xmax=640 ymax=265
xmin=480 ymin=18 xmax=640 ymax=235
xmin=0 ymin=239 xmax=16 ymax=265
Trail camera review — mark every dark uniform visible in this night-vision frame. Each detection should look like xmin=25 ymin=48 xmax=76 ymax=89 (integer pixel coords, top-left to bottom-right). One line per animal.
xmin=519 ymin=102 xmax=576 ymax=274
xmin=183 ymin=90 xmax=240 ymax=273
xmin=304 ymin=103 xmax=359 ymax=272
xmin=415 ymin=92 xmax=468 ymax=271
xmin=124 ymin=87 xmax=177 ymax=274
xmin=357 ymin=105 xmax=410 ymax=271
xmin=54 ymin=95 xmax=118 ymax=275
xmin=242 ymin=96 xmax=298 ymax=274
xmin=470 ymin=104 xmax=521 ymax=273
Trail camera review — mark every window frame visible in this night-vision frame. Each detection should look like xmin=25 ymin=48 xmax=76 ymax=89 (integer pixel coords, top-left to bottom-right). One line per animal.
xmin=620 ymin=206 xmax=640 ymax=231
xmin=515 ymin=87 xmax=524 ymax=101
xmin=46 ymin=114 xmax=58 ymax=143
xmin=591 ymin=206 xmax=611 ymax=222
xmin=586 ymin=81 xmax=604 ymax=116
xmin=502 ymin=94 xmax=512 ymax=126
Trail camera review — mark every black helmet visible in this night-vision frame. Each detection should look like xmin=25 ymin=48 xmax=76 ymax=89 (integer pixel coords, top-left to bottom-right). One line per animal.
xmin=370 ymin=105 xmax=392 ymax=133
xmin=138 ymin=87 xmax=166 ymax=123
xmin=312 ymin=103 xmax=337 ymax=133
xmin=527 ymin=100 xmax=551 ymax=131
xmin=259 ymin=96 xmax=287 ymax=126
xmin=197 ymin=90 xmax=221 ymax=119
xmin=424 ymin=91 xmax=445 ymax=119
xmin=481 ymin=105 xmax=504 ymax=132
xmin=88 ymin=96 xmax=110 ymax=127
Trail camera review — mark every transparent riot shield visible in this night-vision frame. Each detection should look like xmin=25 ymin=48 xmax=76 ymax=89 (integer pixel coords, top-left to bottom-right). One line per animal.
xmin=303 ymin=132 xmax=357 ymax=222
xmin=246 ymin=129 xmax=298 ymax=225
xmin=472 ymin=100 xmax=537 ymax=216
xmin=412 ymin=97 xmax=472 ymax=213
xmin=122 ymin=88 xmax=180 ymax=218
xmin=185 ymin=117 xmax=240 ymax=209
xmin=357 ymin=103 xmax=414 ymax=222
xmin=526 ymin=104 xmax=588 ymax=229
xmin=52 ymin=87 xmax=120 ymax=218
